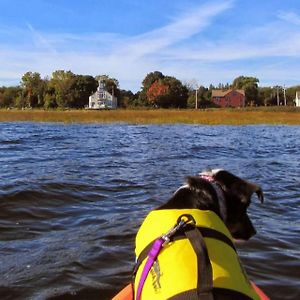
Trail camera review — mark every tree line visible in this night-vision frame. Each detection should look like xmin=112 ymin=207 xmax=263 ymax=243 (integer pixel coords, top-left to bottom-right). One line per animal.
xmin=0 ymin=70 xmax=299 ymax=109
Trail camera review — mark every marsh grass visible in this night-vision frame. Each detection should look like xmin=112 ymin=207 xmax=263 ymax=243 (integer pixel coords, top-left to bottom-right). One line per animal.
xmin=0 ymin=108 xmax=300 ymax=125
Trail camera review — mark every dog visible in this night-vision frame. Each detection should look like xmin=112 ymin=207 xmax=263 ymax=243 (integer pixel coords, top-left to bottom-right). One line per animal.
xmin=159 ymin=169 xmax=264 ymax=241
xmin=133 ymin=169 xmax=264 ymax=300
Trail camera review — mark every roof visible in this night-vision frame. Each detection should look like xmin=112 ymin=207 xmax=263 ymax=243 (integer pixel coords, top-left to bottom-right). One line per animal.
xmin=211 ymin=89 xmax=245 ymax=97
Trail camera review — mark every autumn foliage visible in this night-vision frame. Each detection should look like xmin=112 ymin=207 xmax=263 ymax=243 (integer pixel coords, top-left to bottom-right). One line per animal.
xmin=146 ymin=80 xmax=169 ymax=105
xmin=142 ymin=72 xmax=188 ymax=108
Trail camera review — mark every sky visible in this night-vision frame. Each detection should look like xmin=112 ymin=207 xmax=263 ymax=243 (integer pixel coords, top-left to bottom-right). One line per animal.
xmin=1 ymin=0 xmax=300 ymax=92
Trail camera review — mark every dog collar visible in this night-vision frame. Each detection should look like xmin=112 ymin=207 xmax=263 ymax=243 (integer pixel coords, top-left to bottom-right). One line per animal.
xmin=199 ymin=174 xmax=227 ymax=222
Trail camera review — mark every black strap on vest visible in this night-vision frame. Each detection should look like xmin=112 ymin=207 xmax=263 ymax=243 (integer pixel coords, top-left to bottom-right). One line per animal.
xmin=133 ymin=224 xmax=216 ymax=300
xmin=133 ymin=226 xmax=236 ymax=277
xmin=183 ymin=225 xmax=214 ymax=300
xmin=174 ymin=226 xmax=236 ymax=252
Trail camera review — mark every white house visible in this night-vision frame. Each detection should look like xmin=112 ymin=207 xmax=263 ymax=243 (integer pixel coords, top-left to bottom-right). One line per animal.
xmin=88 ymin=79 xmax=117 ymax=109
xmin=295 ymin=91 xmax=300 ymax=107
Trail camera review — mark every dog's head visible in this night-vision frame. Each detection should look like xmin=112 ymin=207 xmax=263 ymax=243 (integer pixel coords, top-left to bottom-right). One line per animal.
xmin=159 ymin=169 xmax=264 ymax=241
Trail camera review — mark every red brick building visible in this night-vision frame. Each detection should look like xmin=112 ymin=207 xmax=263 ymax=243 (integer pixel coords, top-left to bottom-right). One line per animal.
xmin=211 ymin=89 xmax=245 ymax=108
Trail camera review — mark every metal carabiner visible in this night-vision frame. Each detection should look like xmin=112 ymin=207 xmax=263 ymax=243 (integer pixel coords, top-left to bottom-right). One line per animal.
xmin=161 ymin=214 xmax=196 ymax=247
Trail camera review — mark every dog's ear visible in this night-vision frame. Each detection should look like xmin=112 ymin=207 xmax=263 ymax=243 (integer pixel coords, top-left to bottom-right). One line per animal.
xmin=214 ymin=170 xmax=264 ymax=205
xmin=231 ymin=180 xmax=264 ymax=205
xmin=245 ymin=181 xmax=264 ymax=204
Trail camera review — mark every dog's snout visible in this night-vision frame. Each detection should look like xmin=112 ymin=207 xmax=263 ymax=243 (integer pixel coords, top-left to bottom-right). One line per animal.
xmin=228 ymin=215 xmax=257 ymax=241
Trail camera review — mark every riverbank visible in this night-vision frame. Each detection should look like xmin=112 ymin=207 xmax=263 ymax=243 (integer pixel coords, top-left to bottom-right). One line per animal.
xmin=0 ymin=108 xmax=300 ymax=125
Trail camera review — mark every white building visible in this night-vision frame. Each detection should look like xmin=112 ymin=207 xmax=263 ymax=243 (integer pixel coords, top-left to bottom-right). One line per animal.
xmin=295 ymin=91 xmax=300 ymax=107
xmin=88 ymin=80 xmax=117 ymax=109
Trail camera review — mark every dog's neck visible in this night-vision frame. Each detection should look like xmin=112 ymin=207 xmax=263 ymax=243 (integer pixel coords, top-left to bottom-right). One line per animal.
xmin=199 ymin=174 xmax=227 ymax=222
xmin=172 ymin=174 xmax=227 ymax=222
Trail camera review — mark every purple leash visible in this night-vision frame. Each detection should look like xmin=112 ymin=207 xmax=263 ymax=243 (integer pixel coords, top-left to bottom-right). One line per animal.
xmin=135 ymin=214 xmax=195 ymax=300
xmin=136 ymin=237 xmax=164 ymax=300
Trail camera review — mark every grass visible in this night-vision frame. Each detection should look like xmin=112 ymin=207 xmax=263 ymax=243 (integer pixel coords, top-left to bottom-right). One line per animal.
xmin=0 ymin=107 xmax=300 ymax=125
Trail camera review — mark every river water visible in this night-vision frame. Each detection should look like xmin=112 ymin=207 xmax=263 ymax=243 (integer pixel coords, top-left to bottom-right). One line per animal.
xmin=0 ymin=123 xmax=299 ymax=300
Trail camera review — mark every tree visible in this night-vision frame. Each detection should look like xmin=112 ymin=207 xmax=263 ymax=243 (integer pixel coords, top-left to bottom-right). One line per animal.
xmin=138 ymin=71 xmax=165 ymax=107
xmin=0 ymin=86 xmax=21 ymax=108
xmin=49 ymin=70 xmax=76 ymax=108
xmin=141 ymin=71 xmax=164 ymax=91
xmin=128 ymin=91 xmax=144 ymax=107
xmin=258 ymin=87 xmax=273 ymax=106
xmin=71 ymin=75 xmax=97 ymax=108
xmin=232 ymin=76 xmax=259 ymax=106
xmin=146 ymin=76 xmax=188 ymax=108
xmin=146 ymin=80 xmax=169 ymax=107
xmin=20 ymin=72 xmax=45 ymax=108
xmin=187 ymin=86 xmax=212 ymax=108
xmin=43 ymin=93 xmax=57 ymax=109
xmin=118 ymin=89 xmax=135 ymax=108
xmin=139 ymin=72 xmax=188 ymax=108
xmin=163 ymin=76 xmax=188 ymax=108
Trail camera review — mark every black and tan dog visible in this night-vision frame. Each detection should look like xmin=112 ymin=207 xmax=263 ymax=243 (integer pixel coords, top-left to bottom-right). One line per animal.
xmin=133 ymin=169 xmax=265 ymax=300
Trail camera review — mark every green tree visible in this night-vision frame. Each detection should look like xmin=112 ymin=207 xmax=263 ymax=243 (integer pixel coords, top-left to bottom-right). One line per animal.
xmin=71 ymin=75 xmax=97 ymax=108
xmin=43 ymin=93 xmax=57 ymax=109
xmin=163 ymin=76 xmax=188 ymax=108
xmin=49 ymin=70 xmax=76 ymax=108
xmin=128 ymin=91 xmax=144 ymax=107
xmin=118 ymin=89 xmax=135 ymax=108
xmin=232 ymin=76 xmax=260 ymax=106
xmin=187 ymin=86 xmax=212 ymax=108
xmin=20 ymin=72 xmax=45 ymax=108
xmin=0 ymin=86 xmax=21 ymax=108
xmin=257 ymin=87 xmax=273 ymax=106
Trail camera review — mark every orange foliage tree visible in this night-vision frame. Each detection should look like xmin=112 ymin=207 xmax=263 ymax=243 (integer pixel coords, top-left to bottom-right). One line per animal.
xmin=146 ymin=80 xmax=169 ymax=106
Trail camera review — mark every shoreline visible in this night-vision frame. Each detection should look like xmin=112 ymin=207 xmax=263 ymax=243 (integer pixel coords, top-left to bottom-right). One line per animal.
xmin=0 ymin=108 xmax=300 ymax=125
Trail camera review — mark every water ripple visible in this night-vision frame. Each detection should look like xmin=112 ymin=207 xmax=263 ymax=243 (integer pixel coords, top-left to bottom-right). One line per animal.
xmin=0 ymin=123 xmax=299 ymax=299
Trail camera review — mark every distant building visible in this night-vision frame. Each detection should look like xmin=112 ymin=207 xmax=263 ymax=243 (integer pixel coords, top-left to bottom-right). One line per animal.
xmin=88 ymin=79 xmax=117 ymax=109
xmin=211 ymin=89 xmax=245 ymax=108
xmin=295 ymin=91 xmax=300 ymax=107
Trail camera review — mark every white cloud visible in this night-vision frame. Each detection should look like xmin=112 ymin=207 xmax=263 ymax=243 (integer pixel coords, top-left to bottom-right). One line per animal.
xmin=119 ymin=1 xmax=234 ymax=58
xmin=1 ymin=1 xmax=300 ymax=91
xmin=26 ymin=23 xmax=58 ymax=54
xmin=277 ymin=11 xmax=300 ymax=26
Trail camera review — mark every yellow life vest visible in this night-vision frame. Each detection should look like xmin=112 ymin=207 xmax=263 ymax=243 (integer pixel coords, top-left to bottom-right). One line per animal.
xmin=134 ymin=209 xmax=261 ymax=300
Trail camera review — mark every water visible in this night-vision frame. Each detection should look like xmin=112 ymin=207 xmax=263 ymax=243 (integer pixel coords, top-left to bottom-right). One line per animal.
xmin=0 ymin=123 xmax=299 ymax=300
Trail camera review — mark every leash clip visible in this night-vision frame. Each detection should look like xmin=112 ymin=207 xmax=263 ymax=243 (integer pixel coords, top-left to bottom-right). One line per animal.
xmin=161 ymin=214 xmax=196 ymax=247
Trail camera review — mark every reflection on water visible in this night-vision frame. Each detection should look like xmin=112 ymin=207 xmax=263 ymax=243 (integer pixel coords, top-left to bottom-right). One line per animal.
xmin=0 ymin=123 xmax=299 ymax=300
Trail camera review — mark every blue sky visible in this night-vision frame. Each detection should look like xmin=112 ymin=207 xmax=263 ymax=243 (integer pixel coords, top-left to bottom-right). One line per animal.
xmin=1 ymin=0 xmax=300 ymax=92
